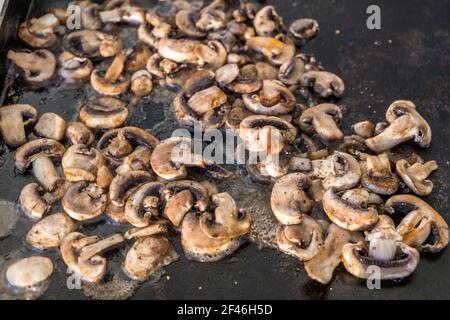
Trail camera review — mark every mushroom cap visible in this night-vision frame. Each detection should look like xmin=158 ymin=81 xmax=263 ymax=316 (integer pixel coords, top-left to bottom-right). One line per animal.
xmin=0 ymin=104 xmax=38 ymax=148
xmin=361 ymin=153 xmax=399 ymax=195
xmin=289 ymin=18 xmax=319 ymax=40
xmin=34 ymin=112 xmax=66 ymax=141
xmin=58 ymin=51 xmax=93 ymax=83
xmin=7 ymin=49 xmax=56 ymax=82
xmin=65 ymin=121 xmax=95 ymax=146
xmin=6 ymin=256 xmax=54 ymax=288
xmin=396 ymin=159 xmax=438 ymax=196
xmin=15 ymin=138 xmax=65 ymax=173
xmin=300 ymin=71 xmax=345 ymax=98
xmin=19 ymin=183 xmax=51 ymax=221
xmin=298 ymin=104 xmax=344 ymax=142
xmin=125 ymin=181 xmax=164 ymax=227
xmin=18 ymin=14 xmax=59 ymax=48
xmin=109 ymin=170 xmax=154 ymax=207
xmin=80 ymin=97 xmax=128 ymax=129
xmin=62 ymin=181 xmax=107 ymax=221
xmin=26 ymin=213 xmax=77 ymax=250
xmin=278 ymin=56 xmax=306 ymax=85
xmin=321 ymin=152 xmax=362 ymax=191
xmin=131 ymin=70 xmax=153 ymax=97
xmin=243 ymin=80 xmax=296 ymax=115
xmin=271 ymin=173 xmax=313 ymax=225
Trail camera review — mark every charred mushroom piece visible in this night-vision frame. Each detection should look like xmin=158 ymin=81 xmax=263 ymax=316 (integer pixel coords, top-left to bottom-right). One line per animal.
xmin=300 ymin=71 xmax=345 ymax=98
xmin=385 ymin=195 xmax=449 ymax=253
xmin=18 ymin=13 xmax=59 ymax=48
xmin=246 ymin=36 xmax=295 ymax=66
xmin=361 ymin=153 xmax=399 ymax=195
xmin=62 ymin=181 xmax=107 ymax=221
xmin=66 ymin=30 xmax=122 ymax=58
xmin=365 ymin=100 xmax=432 ymax=153
xmin=243 ymin=80 xmax=296 ymax=115
xmin=271 ymin=173 xmax=313 ymax=225
xmin=342 ymin=215 xmax=420 ymax=280
xmin=276 ymin=216 xmax=325 ymax=261
xmin=58 ymin=51 xmax=93 ymax=83
xmin=253 ymin=6 xmax=283 ymax=37
xmin=65 ymin=122 xmax=95 ymax=146
xmin=289 ymin=18 xmax=319 ymax=40
xmin=91 ymin=50 xmax=130 ymax=96
xmin=7 ymin=49 xmax=56 ymax=83
xmin=298 ymin=104 xmax=344 ymax=142
xmin=187 ymin=86 xmax=228 ymax=115
xmin=0 ymin=104 xmax=37 ymax=148
xmin=396 ymin=159 xmax=438 ymax=196
xmin=6 ymin=256 xmax=54 ymax=288
xmin=323 ymin=188 xmax=379 ymax=231
xmin=304 ymin=223 xmax=362 ymax=284
xmin=34 ymin=113 xmax=66 ymax=141
xmin=80 ymin=97 xmax=128 ymax=129
xmin=26 ymin=213 xmax=77 ymax=250
xmin=19 ymin=183 xmax=51 ymax=220
xmin=109 ymin=170 xmax=154 ymax=207
xmin=125 ymin=182 xmax=164 ymax=227
xmin=352 ymin=120 xmax=374 ymax=138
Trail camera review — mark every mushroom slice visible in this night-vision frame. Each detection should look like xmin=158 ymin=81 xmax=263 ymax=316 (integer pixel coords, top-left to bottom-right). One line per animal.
xmin=385 ymin=195 xmax=449 ymax=253
xmin=65 ymin=122 xmax=95 ymax=146
xmin=365 ymin=100 xmax=431 ymax=153
xmin=26 ymin=213 xmax=77 ymax=250
xmin=0 ymin=104 xmax=37 ymax=148
xmin=298 ymin=104 xmax=344 ymax=142
xmin=182 ymin=69 xmax=216 ymax=98
xmin=62 ymin=182 xmax=107 ymax=221
xmin=109 ymin=170 xmax=154 ymax=207
xmin=125 ymin=182 xmax=164 ymax=227
xmin=300 ymin=71 xmax=345 ymax=98
xmin=181 ymin=211 xmax=241 ymax=262
xmin=239 ymin=115 xmax=297 ymax=153
xmin=7 ymin=49 xmax=56 ymax=83
xmin=336 ymin=135 xmax=370 ymax=160
xmin=396 ymin=159 xmax=438 ymax=196
xmin=90 ymin=50 xmax=131 ymax=96
xmin=62 ymin=144 xmax=113 ymax=189
xmin=194 ymin=40 xmax=227 ymax=70
xmin=34 ymin=112 xmax=66 ymax=141
xmin=176 ymin=10 xmax=206 ymax=38
xmin=289 ymin=18 xmax=319 ymax=40
xmin=99 ymin=5 xmax=145 ymax=25
xmin=243 ymin=80 xmax=296 ymax=115
xmin=124 ymin=220 xmax=169 ymax=239
xmin=150 ymin=137 xmax=205 ymax=181
xmin=116 ymin=146 xmax=153 ymax=175
xmin=323 ymin=188 xmax=379 ymax=231
xmin=317 ymin=152 xmax=361 ymax=191
xmin=276 ymin=216 xmax=325 ymax=261
xmin=131 ymin=70 xmax=153 ymax=97
xmin=352 ymin=120 xmax=374 ymax=138
xmin=271 ymin=173 xmax=313 ymax=225
xmin=187 ymin=86 xmax=228 ymax=116
xmin=80 ymin=97 xmax=128 ymax=129
xmin=199 ymin=193 xmax=251 ymax=239
xmin=222 ymin=64 xmax=262 ymax=94
xmin=158 ymin=38 xmax=201 ymax=64
xmin=215 ymin=64 xmax=240 ymax=86
xmin=19 ymin=183 xmax=51 ymax=220
xmin=6 ymin=256 xmax=54 ymax=288
xmin=361 ymin=153 xmax=399 ymax=195
xmin=125 ymin=43 xmax=152 ymax=74
xmin=304 ymin=223 xmax=363 ymax=284
xmin=18 ymin=13 xmax=59 ymax=48
xmin=278 ymin=56 xmax=306 ymax=85
xmin=66 ymin=30 xmax=122 ymax=58
xmin=253 ymin=6 xmax=283 ymax=37
xmin=163 ymin=180 xmax=210 ymax=212
xmin=163 ymin=189 xmax=194 ymax=227
xmin=124 ymin=235 xmax=178 ymax=281
xmin=246 ymin=36 xmax=295 ymax=65
xmin=58 ymin=51 xmax=93 ymax=83
xmin=79 ymin=1 xmax=102 ymax=30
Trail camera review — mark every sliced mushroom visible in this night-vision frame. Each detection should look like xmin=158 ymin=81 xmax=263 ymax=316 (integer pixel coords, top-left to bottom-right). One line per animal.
xmin=6 ymin=256 xmax=54 ymax=288
xmin=276 ymin=216 xmax=325 ymax=261
xmin=298 ymin=104 xmax=344 ymax=142
xmin=271 ymin=173 xmax=313 ymax=225
xmin=194 ymin=40 xmax=227 ymax=70
xmin=124 ymin=220 xmax=169 ymax=239
xmin=365 ymin=100 xmax=432 ymax=153
xmin=176 ymin=10 xmax=206 ymax=38
xmin=352 ymin=120 xmax=374 ymax=138
xmin=18 ymin=13 xmax=59 ymax=48
xmin=7 ymin=49 xmax=56 ymax=82
xmin=65 ymin=122 xmax=95 ymax=146
xmin=99 ymin=5 xmax=145 ymax=25
xmin=385 ymin=195 xmax=449 ymax=253
xmin=62 ymin=182 xmax=107 ymax=221
xmin=34 ymin=112 xmax=66 ymax=141
xmin=336 ymin=135 xmax=370 ymax=160
xmin=323 ymin=188 xmax=379 ymax=231
xmin=396 ymin=159 xmax=438 ymax=196
xmin=19 ymin=183 xmax=51 ymax=220
xmin=158 ymin=38 xmax=201 ymax=64
xmin=125 ymin=43 xmax=152 ymax=74
xmin=79 ymin=1 xmax=102 ymax=30
xmin=289 ymin=18 xmax=319 ymax=40
xmin=0 ymin=104 xmax=37 ymax=148
xmin=116 ymin=146 xmax=153 ymax=175
xmin=300 ymin=71 xmax=345 ymax=98
xmin=26 ymin=213 xmax=77 ymax=250
xmin=66 ymin=30 xmax=122 ymax=58
xmin=222 ymin=64 xmax=262 ymax=94
xmin=131 ymin=70 xmax=153 ymax=97
xmin=361 ymin=153 xmax=399 ymax=195
xmin=163 ymin=189 xmax=193 ymax=227
xmin=304 ymin=223 xmax=362 ymax=284
xmin=291 ymin=134 xmax=329 ymax=160
xmin=58 ymin=51 xmax=93 ymax=83
xmin=318 ymin=152 xmax=361 ymax=191
xmin=80 ymin=97 xmax=128 ymax=129
xmin=125 ymin=182 xmax=164 ymax=227
xmin=109 ymin=170 xmax=154 ymax=207
xmin=243 ymin=80 xmax=296 ymax=115
xmin=246 ymin=36 xmax=295 ymax=65
xmin=253 ymin=6 xmax=283 ymax=37
xmin=278 ymin=56 xmax=305 ymax=85
xmin=255 ymin=61 xmax=279 ymax=80
xmin=186 ymin=85 xmax=228 ymax=116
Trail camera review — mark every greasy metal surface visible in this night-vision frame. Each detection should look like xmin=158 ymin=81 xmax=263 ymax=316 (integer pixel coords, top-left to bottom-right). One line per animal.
xmin=0 ymin=0 xmax=449 ymax=300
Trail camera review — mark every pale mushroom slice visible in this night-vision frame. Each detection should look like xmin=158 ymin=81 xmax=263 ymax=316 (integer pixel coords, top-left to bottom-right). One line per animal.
xmin=58 ymin=51 xmax=93 ymax=83
xmin=62 ymin=181 xmax=107 ymax=221
xmin=199 ymin=193 xmax=252 ymax=239
xmin=396 ymin=159 xmax=438 ymax=196
xmin=79 ymin=97 xmax=128 ymax=129
xmin=7 ymin=49 xmax=56 ymax=83
xmin=342 ymin=215 xmax=420 ymax=280
xmin=109 ymin=170 xmax=154 ymax=207
xmin=298 ymin=104 xmax=344 ymax=142
xmin=385 ymin=195 xmax=449 ymax=253
xmin=276 ymin=216 xmax=325 ymax=261
xmin=19 ymin=183 xmax=51 ymax=220
xmin=361 ymin=153 xmax=399 ymax=195
xmin=270 ymin=173 xmax=313 ymax=225
xmin=304 ymin=223 xmax=363 ymax=284
xmin=26 ymin=213 xmax=77 ymax=250
xmin=195 ymin=40 xmax=227 ymax=70
xmin=300 ymin=71 xmax=345 ymax=98
xmin=79 ymin=0 xmax=103 ymax=30
xmin=365 ymin=100 xmax=431 ymax=153
xmin=18 ymin=13 xmax=59 ymax=48
xmin=65 ymin=122 xmax=95 ymax=146
xmin=323 ymin=188 xmax=380 ymax=231
xmin=0 ymin=104 xmax=37 ymax=148
xmin=6 ymin=256 xmax=54 ymax=288
xmin=125 ymin=182 xmax=164 ymax=228
xmin=34 ymin=113 xmax=66 ymax=141
xmin=246 ymin=36 xmax=295 ymax=65
xmin=123 ymin=236 xmax=179 ymax=281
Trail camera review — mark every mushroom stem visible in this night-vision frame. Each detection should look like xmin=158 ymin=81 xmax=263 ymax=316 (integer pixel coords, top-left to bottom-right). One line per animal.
xmin=124 ymin=221 xmax=169 ymax=239
xmin=368 ymin=238 xmax=397 ymax=261
xmin=79 ymin=234 xmax=125 ymax=261
xmin=32 ymin=157 xmax=64 ymax=192
xmin=104 ymin=50 xmax=127 ymax=83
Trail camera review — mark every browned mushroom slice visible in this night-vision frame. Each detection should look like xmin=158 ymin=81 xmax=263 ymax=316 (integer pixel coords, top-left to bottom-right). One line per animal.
xmin=62 ymin=181 xmax=107 ymax=221
xmin=304 ymin=223 xmax=363 ymax=284
xmin=124 ymin=220 xmax=169 ymax=239
xmin=289 ymin=18 xmax=319 ymax=40
xmin=26 ymin=213 xmax=77 ymax=250
xmin=352 ymin=120 xmax=375 ymax=138
xmin=323 ymin=188 xmax=379 ymax=231
xmin=365 ymin=100 xmax=431 ymax=153
xmin=109 ymin=170 xmax=154 ymax=207
xmin=80 ymin=97 xmax=128 ymax=129
xmin=336 ymin=135 xmax=370 ymax=160
xmin=176 ymin=10 xmax=206 ymax=38
xmin=125 ymin=182 xmax=164 ymax=227
xmin=7 ymin=49 xmax=56 ymax=83
xmin=6 ymin=256 xmax=54 ymax=289
xmin=66 ymin=30 xmax=122 ymax=58
xmin=34 ymin=113 xmax=66 ymax=141
xmin=158 ymin=38 xmax=201 ymax=64
xmin=99 ymin=5 xmax=145 ymax=25
xmin=298 ymin=104 xmax=344 ymax=142
xmin=224 ymin=103 xmax=252 ymax=130
xmin=318 ymin=152 xmax=362 ymax=191
xmin=187 ymin=86 xmax=228 ymax=116
xmin=116 ymin=146 xmax=153 ymax=175
xmin=65 ymin=122 xmax=95 ymax=146
xmin=163 ymin=189 xmax=194 ymax=227
xmin=131 ymin=70 xmax=153 ymax=97
xmin=255 ymin=61 xmax=279 ymax=80
xmin=276 ymin=216 xmax=325 ymax=261
xmin=125 ymin=43 xmax=152 ymax=74
xmin=278 ymin=56 xmax=306 ymax=85
xmin=79 ymin=1 xmax=102 ymax=30
xmin=253 ymin=5 xmax=283 ymax=37
xmin=19 ymin=183 xmax=51 ymax=220
xmin=361 ymin=153 xmax=399 ymax=195
xmin=0 ymin=104 xmax=37 ymax=148
xmin=18 ymin=13 xmax=59 ymax=48
xmin=59 ymin=51 xmax=93 ymax=83
xmin=385 ymin=194 xmax=449 ymax=253
xmin=246 ymin=36 xmax=295 ymax=66
xmin=91 ymin=50 xmax=131 ymax=96
xmin=271 ymin=173 xmax=313 ymax=225
xmin=300 ymin=71 xmax=345 ymax=98
xmin=396 ymin=159 xmax=438 ymax=196
xmin=243 ymin=80 xmax=296 ymax=115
